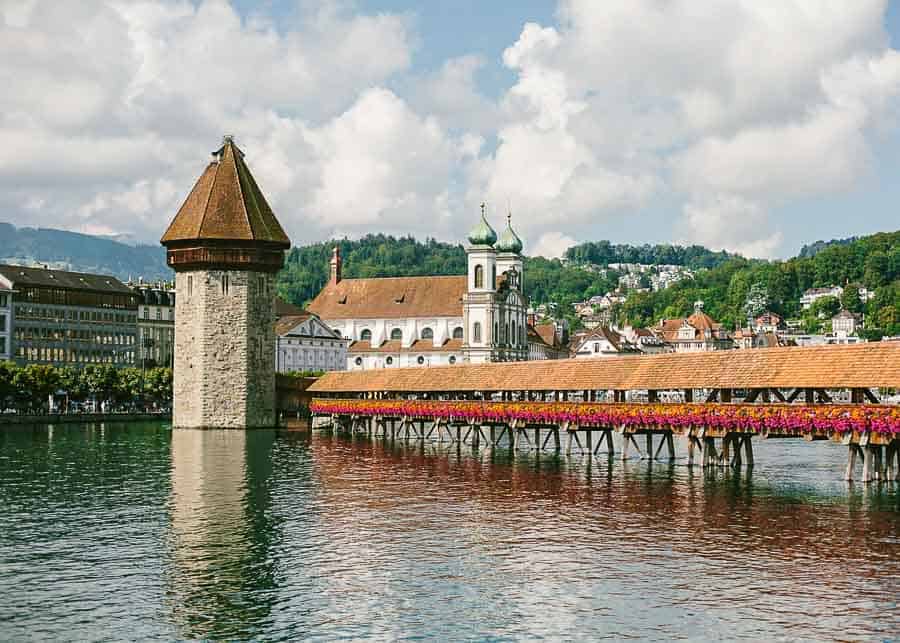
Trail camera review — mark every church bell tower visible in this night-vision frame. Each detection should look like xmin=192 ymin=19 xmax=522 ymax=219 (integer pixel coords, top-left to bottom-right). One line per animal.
xmin=161 ymin=137 xmax=291 ymax=428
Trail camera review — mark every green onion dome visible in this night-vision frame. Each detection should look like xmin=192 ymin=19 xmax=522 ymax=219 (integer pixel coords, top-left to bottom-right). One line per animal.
xmin=496 ymin=214 xmax=523 ymax=254
xmin=467 ymin=203 xmax=497 ymax=246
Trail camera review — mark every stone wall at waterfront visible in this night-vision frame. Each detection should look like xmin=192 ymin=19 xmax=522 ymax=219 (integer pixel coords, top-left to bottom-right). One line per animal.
xmin=0 ymin=413 xmax=170 ymax=426
xmin=174 ymin=269 xmax=276 ymax=429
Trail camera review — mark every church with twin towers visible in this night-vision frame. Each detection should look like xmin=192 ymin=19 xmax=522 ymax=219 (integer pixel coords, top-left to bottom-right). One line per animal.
xmin=307 ymin=204 xmax=529 ymax=370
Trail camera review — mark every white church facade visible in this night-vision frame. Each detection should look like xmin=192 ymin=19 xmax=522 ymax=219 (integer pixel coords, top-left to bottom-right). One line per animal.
xmin=307 ymin=207 xmax=528 ymax=370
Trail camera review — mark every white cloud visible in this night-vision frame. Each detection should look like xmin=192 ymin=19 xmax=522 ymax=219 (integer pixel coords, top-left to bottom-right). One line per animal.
xmin=680 ymin=195 xmax=782 ymax=259
xmin=531 ymin=231 xmax=576 ymax=259
xmin=1 ymin=0 xmax=899 ymax=259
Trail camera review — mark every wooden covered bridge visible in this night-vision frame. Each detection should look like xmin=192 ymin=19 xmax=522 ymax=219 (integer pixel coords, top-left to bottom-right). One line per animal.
xmin=308 ymin=343 xmax=900 ymax=482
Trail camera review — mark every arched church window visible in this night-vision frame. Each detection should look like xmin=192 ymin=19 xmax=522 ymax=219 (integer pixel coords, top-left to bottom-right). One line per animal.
xmin=386 ymin=356 xmax=393 ymax=365
xmin=492 ymin=265 xmax=496 ymax=289
xmin=355 ymin=356 xmax=363 ymax=366
xmin=417 ymin=356 xmax=425 ymax=365
xmin=421 ymin=327 xmax=434 ymax=340
xmin=519 ymin=326 xmax=524 ymax=346
xmin=452 ymin=326 xmax=464 ymax=340
xmin=449 ymin=356 xmax=457 ymax=364
xmin=390 ymin=328 xmax=403 ymax=340
xmin=473 ymin=322 xmax=481 ymax=342
xmin=494 ymin=322 xmax=498 ymax=342
xmin=474 ymin=264 xmax=484 ymax=289
xmin=360 ymin=329 xmax=372 ymax=341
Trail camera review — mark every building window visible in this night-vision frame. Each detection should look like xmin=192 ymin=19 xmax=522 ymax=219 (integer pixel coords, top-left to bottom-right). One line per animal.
xmin=593 ymin=343 xmax=600 ymax=353
xmin=417 ymin=356 xmax=425 ymax=365
xmin=187 ymin=276 xmax=193 ymax=297
xmin=0 ymin=294 xmax=7 ymax=306
xmin=473 ymin=322 xmax=481 ymax=342
xmin=0 ymin=337 xmax=5 ymax=354
xmin=474 ymin=264 xmax=484 ymax=289
xmin=156 ymin=308 xmax=162 ymax=320
xmin=421 ymin=327 xmax=433 ymax=340
xmin=494 ymin=322 xmax=498 ymax=342
xmin=452 ymin=326 xmax=464 ymax=340
xmin=390 ymin=328 xmax=402 ymax=340
xmin=355 ymin=356 xmax=363 ymax=366
xmin=449 ymin=356 xmax=456 ymax=364
xmin=222 ymin=275 xmax=230 ymax=296
xmin=259 ymin=276 xmax=265 ymax=294
xmin=0 ymin=314 xmax=5 ymax=331
xmin=386 ymin=356 xmax=393 ymax=365
xmin=492 ymin=265 xmax=496 ymax=289
xmin=360 ymin=329 xmax=372 ymax=341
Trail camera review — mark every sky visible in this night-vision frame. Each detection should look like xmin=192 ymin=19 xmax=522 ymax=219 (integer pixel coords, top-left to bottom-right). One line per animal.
xmin=2 ymin=1 xmax=900 ymax=259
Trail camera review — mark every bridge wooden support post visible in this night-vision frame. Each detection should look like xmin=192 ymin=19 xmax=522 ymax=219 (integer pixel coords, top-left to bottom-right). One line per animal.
xmin=702 ymin=437 xmax=718 ymax=469
xmin=718 ymin=435 xmax=732 ymax=469
xmin=885 ymin=441 xmax=898 ymax=481
xmin=861 ymin=444 xmax=874 ymax=483
xmin=553 ymin=427 xmax=561 ymax=452
xmin=606 ymin=430 xmax=615 ymax=457
xmin=585 ymin=429 xmax=593 ymax=458
xmin=743 ymin=435 xmax=754 ymax=469
xmin=565 ymin=429 xmax=574 ymax=455
xmin=666 ymin=432 xmax=675 ymax=461
xmin=645 ymin=434 xmax=653 ymax=461
xmin=844 ymin=444 xmax=860 ymax=481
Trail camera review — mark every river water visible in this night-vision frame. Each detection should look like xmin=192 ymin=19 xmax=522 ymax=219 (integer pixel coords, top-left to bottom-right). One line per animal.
xmin=0 ymin=422 xmax=898 ymax=641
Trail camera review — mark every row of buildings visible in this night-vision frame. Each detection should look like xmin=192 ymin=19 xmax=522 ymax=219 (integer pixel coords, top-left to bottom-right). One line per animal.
xmin=0 ymin=265 xmax=175 ymax=368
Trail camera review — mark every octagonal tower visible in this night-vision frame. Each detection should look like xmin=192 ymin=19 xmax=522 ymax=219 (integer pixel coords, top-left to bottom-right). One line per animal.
xmin=161 ymin=137 xmax=291 ymax=429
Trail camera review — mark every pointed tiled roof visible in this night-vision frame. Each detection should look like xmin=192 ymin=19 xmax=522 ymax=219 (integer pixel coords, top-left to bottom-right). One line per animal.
xmin=161 ymin=137 xmax=290 ymax=247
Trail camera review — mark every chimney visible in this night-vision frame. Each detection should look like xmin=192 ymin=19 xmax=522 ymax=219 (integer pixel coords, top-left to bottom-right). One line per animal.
xmin=330 ymin=246 xmax=342 ymax=284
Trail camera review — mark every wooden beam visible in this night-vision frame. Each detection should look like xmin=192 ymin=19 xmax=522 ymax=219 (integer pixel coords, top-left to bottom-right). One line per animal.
xmin=770 ymin=388 xmax=787 ymax=403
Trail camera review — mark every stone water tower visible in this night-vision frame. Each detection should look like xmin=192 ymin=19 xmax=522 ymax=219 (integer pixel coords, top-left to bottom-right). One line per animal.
xmin=161 ymin=137 xmax=291 ymax=428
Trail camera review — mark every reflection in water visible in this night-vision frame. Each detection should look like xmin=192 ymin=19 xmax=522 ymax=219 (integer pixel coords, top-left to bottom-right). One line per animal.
xmin=0 ymin=423 xmax=898 ymax=640
xmin=167 ymin=429 xmax=279 ymax=640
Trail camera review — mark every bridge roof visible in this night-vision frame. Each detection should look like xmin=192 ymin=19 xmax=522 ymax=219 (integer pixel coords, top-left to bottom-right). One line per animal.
xmin=308 ymin=342 xmax=900 ymax=393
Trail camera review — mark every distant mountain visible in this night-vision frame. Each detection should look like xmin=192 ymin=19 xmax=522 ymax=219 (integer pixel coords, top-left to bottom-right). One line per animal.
xmin=0 ymin=223 xmax=169 ymax=281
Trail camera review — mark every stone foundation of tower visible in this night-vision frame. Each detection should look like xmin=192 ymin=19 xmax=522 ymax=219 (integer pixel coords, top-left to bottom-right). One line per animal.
xmin=173 ymin=269 xmax=276 ymax=429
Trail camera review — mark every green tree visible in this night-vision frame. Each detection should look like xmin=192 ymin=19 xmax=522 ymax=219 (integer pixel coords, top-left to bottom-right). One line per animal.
xmin=811 ymin=295 xmax=841 ymax=319
xmin=840 ymin=286 xmax=863 ymax=313
xmin=863 ymin=250 xmax=890 ymax=288
xmin=742 ymin=282 xmax=770 ymax=320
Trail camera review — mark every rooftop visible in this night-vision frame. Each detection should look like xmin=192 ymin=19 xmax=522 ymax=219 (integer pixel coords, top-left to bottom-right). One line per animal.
xmin=160 ymin=137 xmax=290 ymax=248
xmin=0 ymin=264 xmax=134 ymax=294
xmin=308 ymin=275 xmax=466 ymax=320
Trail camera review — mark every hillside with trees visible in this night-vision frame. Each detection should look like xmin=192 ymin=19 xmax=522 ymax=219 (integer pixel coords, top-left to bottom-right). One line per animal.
xmin=618 ymin=231 xmax=900 ymax=338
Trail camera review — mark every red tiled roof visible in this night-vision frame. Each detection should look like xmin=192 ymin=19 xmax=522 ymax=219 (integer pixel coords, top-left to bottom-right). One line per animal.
xmin=307 ymin=275 xmax=466 ymax=320
xmin=348 ymin=338 xmax=465 ymax=354
xmin=309 ymin=342 xmax=900 ymax=392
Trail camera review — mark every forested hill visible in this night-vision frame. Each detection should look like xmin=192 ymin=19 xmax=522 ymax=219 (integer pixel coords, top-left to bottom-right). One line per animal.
xmin=0 ymin=223 xmax=169 ymax=281
xmin=620 ymin=230 xmax=900 ymax=338
xmin=565 ymin=241 xmax=736 ymax=269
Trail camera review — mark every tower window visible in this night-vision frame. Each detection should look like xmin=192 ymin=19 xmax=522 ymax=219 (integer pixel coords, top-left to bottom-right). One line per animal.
xmin=417 ymin=356 xmax=425 ymax=365
xmin=355 ymin=357 xmax=363 ymax=366
xmin=187 ymin=276 xmax=193 ymax=297
xmin=473 ymin=322 xmax=481 ymax=342
xmin=492 ymin=265 xmax=496 ymax=289
xmin=222 ymin=274 xmax=229 ymax=296
xmin=386 ymin=356 xmax=393 ymax=365
xmin=452 ymin=326 xmax=464 ymax=340
xmin=421 ymin=327 xmax=434 ymax=340
xmin=360 ymin=329 xmax=372 ymax=341
xmin=474 ymin=264 xmax=484 ymax=289
xmin=449 ymin=356 xmax=456 ymax=364
xmin=390 ymin=328 xmax=403 ymax=340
